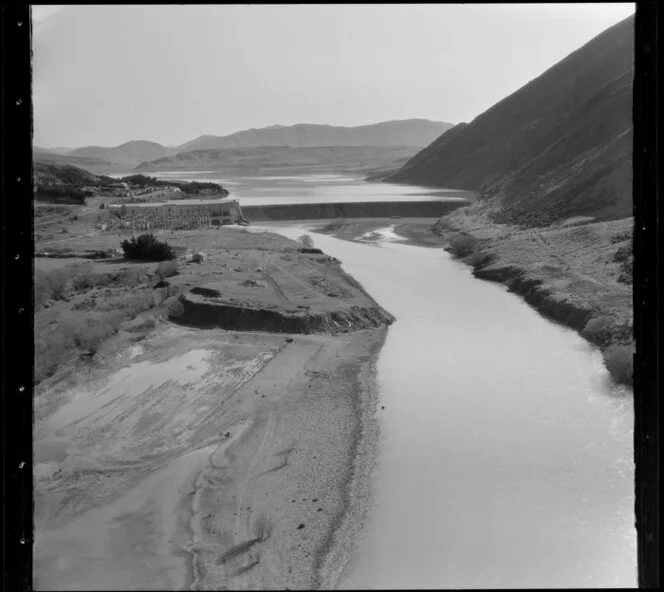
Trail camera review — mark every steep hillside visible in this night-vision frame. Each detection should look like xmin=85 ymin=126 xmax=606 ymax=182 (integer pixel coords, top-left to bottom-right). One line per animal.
xmin=67 ymin=140 xmax=168 ymax=166
xmin=170 ymin=119 xmax=453 ymax=153
xmin=387 ymin=16 xmax=634 ymax=226
xmin=33 ymin=160 xmax=103 ymax=186
xmin=136 ymin=145 xmax=421 ymax=175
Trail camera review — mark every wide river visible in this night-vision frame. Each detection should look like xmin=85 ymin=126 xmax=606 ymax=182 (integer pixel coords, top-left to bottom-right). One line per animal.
xmin=113 ymin=171 xmax=635 ymax=587
xmin=258 ymin=223 xmax=636 ymax=589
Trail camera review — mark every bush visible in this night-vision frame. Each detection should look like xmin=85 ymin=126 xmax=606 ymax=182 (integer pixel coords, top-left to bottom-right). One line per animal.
xmin=69 ymin=313 xmax=124 ymax=354
xmin=603 ymin=344 xmax=634 ymax=387
xmin=583 ymin=316 xmax=614 ymax=345
xmin=464 ymin=250 xmax=496 ymax=270
xmin=611 ymin=230 xmax=632 ymax=244
xmin=166 ymin=297 xmax=185 ymax=319
xmin=155 ymin=260 xmax=179 ymax=279
xmin=121 ymin=233 xmax=175 ymax=261
xmin=95 ymin=290 xmax=155 ymax=317
xmin=71 ymin=264 xmax=95 ymax=291
xmin=43 ymin=268 xmax=72 ymax=300
xmin=613 ymin=242 xmax=633 ymax=263
xmin=298 ymin=235 xmax=315 ymax=248
xmin=34 ymin=270 xmax=52 ymax=310
xmin=34 ymin=329 xmax=76 ymax=383
xmin=448 ymin=233 xmax=479 ymax=257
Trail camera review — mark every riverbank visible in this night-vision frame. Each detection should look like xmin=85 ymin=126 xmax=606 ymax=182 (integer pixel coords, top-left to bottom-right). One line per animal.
xmin=33 ymin=226 xmax=392 ymax=590
xmin=435 ymin=206 xmax=633 ymax=387
xmin=306 ymin=210 xmax=633 ymax=387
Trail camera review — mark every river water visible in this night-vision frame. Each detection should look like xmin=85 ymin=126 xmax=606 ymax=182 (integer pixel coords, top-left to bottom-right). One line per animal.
xmin=111 ymin=167 xmax=635 ymax=587
xmin=259 ymin=224 xmax=636 ymax=589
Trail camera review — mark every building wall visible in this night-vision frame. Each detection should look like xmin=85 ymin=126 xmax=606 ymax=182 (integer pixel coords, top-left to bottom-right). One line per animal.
xmin=108 ymin=200 xmax=243 ymax=230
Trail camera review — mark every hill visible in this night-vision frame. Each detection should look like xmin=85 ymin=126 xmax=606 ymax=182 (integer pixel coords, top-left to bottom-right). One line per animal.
xmin=170 ymin=119 xmax=452 ymax=153
xmin=67 ymin=140 xmax=168 ymax=166
xmin=33 ymin=150 xmax=114 ymax=172
xmin=33 ymin=160 xmax=103 ymax=187
xmin=136 ymin=145 xmax=422 ymax=175
xmin=386 ymin=16 xmax=634 ymax=226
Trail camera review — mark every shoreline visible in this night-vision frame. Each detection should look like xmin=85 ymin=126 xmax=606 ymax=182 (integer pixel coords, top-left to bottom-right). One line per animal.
xmin=303 ymin=213 xmax=633 ymax=388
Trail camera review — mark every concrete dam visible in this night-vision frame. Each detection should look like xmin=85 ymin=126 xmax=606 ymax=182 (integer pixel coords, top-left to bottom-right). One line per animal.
xmin=240 ymin=200 xmax=469 ymax=222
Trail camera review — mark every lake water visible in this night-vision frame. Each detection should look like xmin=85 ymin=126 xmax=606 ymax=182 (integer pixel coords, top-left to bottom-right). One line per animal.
xmin=255 ymin=224 xmax=636 ymax=589
xmin=109 ymin=171 xmax=473 ymax=206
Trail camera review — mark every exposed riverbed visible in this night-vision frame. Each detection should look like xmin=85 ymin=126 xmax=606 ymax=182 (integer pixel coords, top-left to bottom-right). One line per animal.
xmin=260 ymin=224 xmax=636 ymax=589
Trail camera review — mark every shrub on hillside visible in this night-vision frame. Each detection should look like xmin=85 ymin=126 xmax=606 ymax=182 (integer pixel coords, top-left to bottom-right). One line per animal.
xmin=582 ymin=315 xmax=614 ymax=345
xmin=34 ymin=270 xmax=51 ymax=309
xmin=155 ymin=260 xmax=179 ymax=279
xmin=121 ymin=233 xmax=175 ymax=261
xmin=71 ymin=264 xmax=95 ymax=291
xmin=34 ymin=329 xmax=76 ymax=383
xmin=69 ymin=313 xmax=124 ymax=355
xmin=613 ymin=242 xmax=633 ymax=263
xmin=43 ymin=268 xmax=72 ymax=300
xmin=611 ymin=230 xmax=632 ymax=244
xmin=448 ymin=233 xmax=479 ymax=257
xmin=603 ymin=344 xmax=634 ymax=387
xmin=464 ymin=250 xmax=496 ymax=270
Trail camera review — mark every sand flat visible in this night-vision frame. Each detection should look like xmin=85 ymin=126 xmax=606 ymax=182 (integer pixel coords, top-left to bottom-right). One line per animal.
xmin=34 ymin=323 xmax=386 ymax=590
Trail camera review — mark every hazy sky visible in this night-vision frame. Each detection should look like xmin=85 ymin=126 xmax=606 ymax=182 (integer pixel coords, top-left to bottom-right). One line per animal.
xmin=32 ymin=3 xmax=635 ymax=148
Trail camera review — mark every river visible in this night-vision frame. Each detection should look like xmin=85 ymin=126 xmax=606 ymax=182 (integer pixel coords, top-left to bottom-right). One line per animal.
xmin=257 ymin=224 xmax=636 ymax=589
xmin=111 ymin=168 xmax=635 ymax=586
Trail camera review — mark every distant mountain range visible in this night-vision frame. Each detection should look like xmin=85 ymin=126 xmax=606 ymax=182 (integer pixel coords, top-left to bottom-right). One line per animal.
xmin=36 ymin=119 xmax=453 ymax=168
xmin=135 ymin=145 xmax=421 ymax=177
xmin=170 ymin=119 xmax=453 ymax=153
xmin=384 ymin=16 xmax=634 ymax=226
xmin=66 ymin=140 xmax=167 ymax=165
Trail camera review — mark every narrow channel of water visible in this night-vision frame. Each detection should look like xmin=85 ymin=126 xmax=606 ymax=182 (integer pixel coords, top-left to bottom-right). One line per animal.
xmin=263 ymin=225 xmax=636 ymax=589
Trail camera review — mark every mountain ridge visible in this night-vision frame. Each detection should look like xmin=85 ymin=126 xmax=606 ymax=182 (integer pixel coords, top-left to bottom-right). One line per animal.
xmin=40 ymin=119 xmax=453 ymax=167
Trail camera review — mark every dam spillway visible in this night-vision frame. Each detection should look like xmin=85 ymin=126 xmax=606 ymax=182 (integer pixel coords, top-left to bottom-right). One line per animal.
xmin=240 ymin=199 xmax=469 ymax=222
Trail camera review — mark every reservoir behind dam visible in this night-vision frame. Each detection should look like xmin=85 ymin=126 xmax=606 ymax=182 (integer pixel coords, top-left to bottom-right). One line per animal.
xmin=262 ymin=224 xmax=636 ymax=589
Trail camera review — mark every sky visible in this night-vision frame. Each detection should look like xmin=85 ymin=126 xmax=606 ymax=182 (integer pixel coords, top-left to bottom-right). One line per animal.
xmin=32 ymin=3 xmax=635 ymax=149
